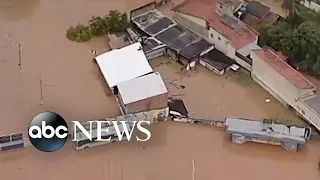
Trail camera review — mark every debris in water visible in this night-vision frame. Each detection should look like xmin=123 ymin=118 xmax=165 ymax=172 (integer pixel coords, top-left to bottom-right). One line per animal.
xmin=180 ymin=85 xmax=185 ymax=89
xmin=265 ymin=99 xmax=271 ymax=103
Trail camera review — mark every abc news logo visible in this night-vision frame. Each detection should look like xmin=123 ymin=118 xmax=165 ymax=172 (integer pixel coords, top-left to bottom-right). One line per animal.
xmin=28 ymin=112 xmax=151 ymax=152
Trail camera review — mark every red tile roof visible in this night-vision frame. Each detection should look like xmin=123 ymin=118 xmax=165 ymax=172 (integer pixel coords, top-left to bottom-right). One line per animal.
xmin=252 ymin=48 xmax=316 ymax=89
xmin=172 ymin=0 xmax=260 ymax=49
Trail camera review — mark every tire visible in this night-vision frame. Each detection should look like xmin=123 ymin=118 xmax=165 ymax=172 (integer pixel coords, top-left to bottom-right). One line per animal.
xmin=84 ymin=146 xmax=89 ymax=149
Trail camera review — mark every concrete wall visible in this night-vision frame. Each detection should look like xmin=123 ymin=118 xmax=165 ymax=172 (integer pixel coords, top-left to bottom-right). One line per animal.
xmin=129 ymin=2 xmax=156 ymax=18
xmin=199 ymin=59 xmax=225 ymax=75
xmin=173 ymin=12 xmax=209 ymax=40
xmin=145 ymin=47 xmax=166 ymax=59
xmin=251 ymin=52 xmax=320 ymax=130
xmin=126 ymin=93 xmax=169 ymax=114
xmin=251 ymin=52 xmax=300 ymax=106
xmin=297 ymin=99 xmax=320 ymax=130
xmin=208 ymin=27 xmax=230 ymax=54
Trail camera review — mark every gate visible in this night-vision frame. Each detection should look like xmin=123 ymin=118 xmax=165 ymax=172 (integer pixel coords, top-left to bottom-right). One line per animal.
xmin=0 ymin=133 xmax=24 ymax=151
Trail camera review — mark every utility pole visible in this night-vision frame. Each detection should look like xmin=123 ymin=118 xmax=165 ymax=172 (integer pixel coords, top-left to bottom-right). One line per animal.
xmin=120 ymin=159 xmax=123 ymax=180
xmin=18 ymin=42 xmax=22 ymax=72
xmin=109 ymin=158 xmax=111 ymax=180
xmin=40 ymin=76 xmax=43 ymax=105
xmin=192 ymin=159 xmax=195 ymax=180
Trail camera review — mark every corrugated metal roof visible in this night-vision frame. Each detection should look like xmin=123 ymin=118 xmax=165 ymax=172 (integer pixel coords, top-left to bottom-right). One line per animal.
xmin=95 ymin=43 xmax=153 ymax=88
xmin=118 ymin=72 xmax=168 ymax=104
xmin=225 ymin=117 xmax=309 ymax=142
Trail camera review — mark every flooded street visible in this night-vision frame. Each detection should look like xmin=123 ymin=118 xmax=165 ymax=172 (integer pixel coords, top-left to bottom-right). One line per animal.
xmin=0 ymin=0 xmax=319 ymax=179
xmin=0 ymin=0 xmax=127 ymax=134
xmin=0 ymin=122 xmax=320 ymax=180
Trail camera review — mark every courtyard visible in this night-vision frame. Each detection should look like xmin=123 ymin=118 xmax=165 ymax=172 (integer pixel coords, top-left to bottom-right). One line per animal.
xmin=150 ymin=57 xmax=308 ymax=126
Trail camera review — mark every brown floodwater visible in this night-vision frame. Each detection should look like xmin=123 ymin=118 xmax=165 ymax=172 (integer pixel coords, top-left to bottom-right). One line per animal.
xmin=0 ymin=122 xmax=320 ymax=180
xmin=0 ymin=0 xmax=319 ymax=179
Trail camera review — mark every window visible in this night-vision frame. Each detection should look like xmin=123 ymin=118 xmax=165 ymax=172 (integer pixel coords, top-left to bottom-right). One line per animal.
xmin=0 ymin=136 xmax=10 ymax=144
xmin=210 ymin=33 xmax=214 ymax=38
xmin=218 ymin=37 xmax=221 ymax=40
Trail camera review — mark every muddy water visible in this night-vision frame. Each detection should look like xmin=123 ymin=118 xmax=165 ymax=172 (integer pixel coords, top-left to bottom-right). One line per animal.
xmin=151 ymin=57 xmax=307 ymax=125
xmin=0 ymin=1 xmax=319 ymax=179
xmin=0 ymin=122 xmax=320 ymax=180
xmin=0 ymin=0 xmax=130 ymax=135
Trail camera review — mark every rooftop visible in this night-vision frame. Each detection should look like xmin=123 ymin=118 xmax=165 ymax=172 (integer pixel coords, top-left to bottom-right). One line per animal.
xmin=132 ymin=10 xmax=177 ymax=36
xmin=95 ymin=42 xmax=153 ymax=88
xmin=237 ymin=42 xmax=261 ymax=57
xmin=225 ymin=117 xmax=309 ymax=142
xmin=142 ymin=37 xmax=166 ymax=53
xmin=242 ymin=11 xmax=280 ymax=26
xmin=117 ymin=72 xmax=168 ymax=104
xmin=172 ymin=0 xmax=259 ymax=49
xmin=240 ymin=1 xmax=280 ymax=26
xmin=218 ymin=0 xmax=242 ymax=7
xmin=246 ymin=1 xmax=270 ymax=19
xmin=303 ymin=95 xmax=320 ymax=116
xmin=201 ymin=48 xmax=236 ymax=71
xmin=155 ymin=25 xmax=212 ymax=59
xmin=252 ymin=48 xmax=316 ymax=89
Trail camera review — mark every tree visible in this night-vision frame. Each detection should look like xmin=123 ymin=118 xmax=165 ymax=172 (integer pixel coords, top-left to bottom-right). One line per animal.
xmin=66 ymin=25 xmax=91 ymax=42
xmin=104 ymin=10 xmax=129 ymax=33
xmin=258 ymin=0 xmax=320 ymax=76
xmin=281 ymin=0 xmax=311 ymax=16
xmin=89 ymin=16 xmax=107 ymax=36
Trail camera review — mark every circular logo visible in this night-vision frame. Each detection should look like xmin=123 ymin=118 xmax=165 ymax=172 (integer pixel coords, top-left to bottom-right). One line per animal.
xmin=28 ymin=112 xmax=68 ymax=152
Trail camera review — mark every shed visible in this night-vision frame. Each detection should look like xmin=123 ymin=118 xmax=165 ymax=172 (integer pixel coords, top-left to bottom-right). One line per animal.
xmin=95 ymin=42 xmax=153 ymax=92
xmin=117 ymin=72 xmax=169 ymax=114
xmin=200 ymin=49 xmax=236 ymax=75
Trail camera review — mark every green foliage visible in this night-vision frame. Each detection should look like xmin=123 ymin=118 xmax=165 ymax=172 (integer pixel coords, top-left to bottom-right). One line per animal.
xmin=89 ymin=16 xmax=107 ymax=36
xmin=66 ymin=10 xmax=129 ymax=41
xmin=104 ymin=10 xmax=129 ymax=32
xmin=66 ymin=25 xmax=91 ymax=42
xmin=258 ymin=0 xmax=320 ymax=76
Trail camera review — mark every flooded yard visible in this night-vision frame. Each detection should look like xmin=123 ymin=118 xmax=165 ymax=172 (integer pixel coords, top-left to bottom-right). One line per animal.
xmin=0 ymin=1 xmax=319 ymax=180
xmin=0 ymin=122 xmax=319 ymax=180
xmin=150 ymin=57 xmax=308 ymax=126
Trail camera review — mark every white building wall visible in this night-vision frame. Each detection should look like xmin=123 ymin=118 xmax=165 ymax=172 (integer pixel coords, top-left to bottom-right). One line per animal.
xmin=179 ymin=13 xmax=207 ymax=26
xmin=208 ymin=27 xmax=230 ymax=54
xmin=176 ymin=12 xmax=256 ymax=71
xmin=173 ymin=12 xmax=209 ymax=40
